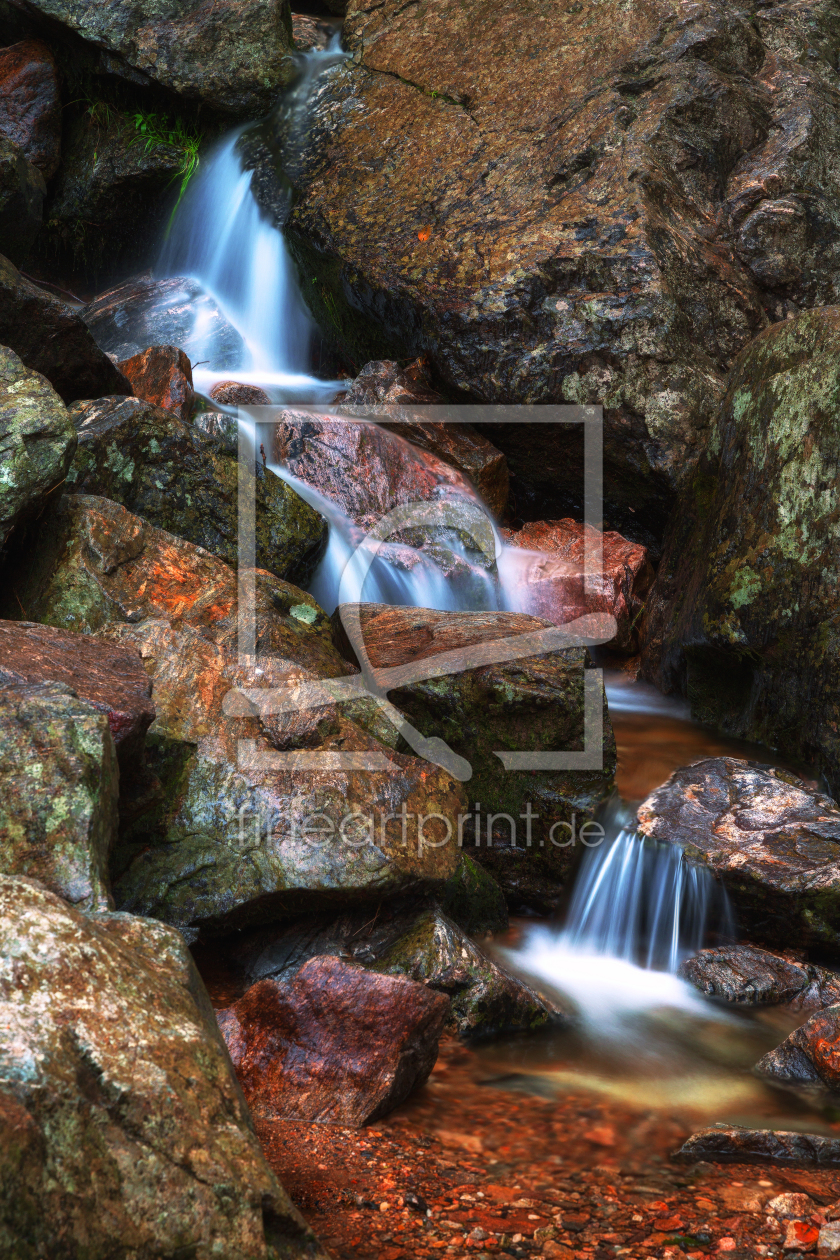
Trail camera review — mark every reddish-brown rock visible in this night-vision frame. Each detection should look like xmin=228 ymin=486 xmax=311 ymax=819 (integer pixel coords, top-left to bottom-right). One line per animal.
xmin=0 ymin=619 xmax=154 ymax=763
xmin=217 ymin=954 xmax=450 ymax=1126
xmin=501 ymin=519 xmax=653 ymax=653
xmin=756 ymin=1005 xmax=840 ymax=1094
xmin=0 ymin=40 xmax=61 ymax=179
xmin=209 ymin=379 xmax=272 ymax=406
xmin=118 ymin=344 xmax=194 ymax=422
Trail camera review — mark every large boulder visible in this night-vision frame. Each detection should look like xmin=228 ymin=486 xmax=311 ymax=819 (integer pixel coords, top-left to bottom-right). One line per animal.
xmin=0 ymin=254 xmax=131 ymax=401
xmin=282 ymin=0 xmax=840 ymax=539
xmin=0 ymin=342 xmax=75 ymax=551
xmin=0 ymin=682 xmax=118 ymax=910
xmin=116 ymin=344 xmax=194 ymax=421
xmin=679 ymin=944 xmax=840 ymax=1010
xmin=0 ymin=39 xmax=61 ymax=178
xmin=756 ymin=1004 xmax=840 ymax=1094
xmin=66 ymin=396 xmax=327 ymax=584
xmin=0 ymin=133 xmax=43 ymax=265
xmin=643 ymin=308 xmax=840 ymax=798
xmin=0 ymin=875 xmax=324 ymax=1258
xmin=637 ymin=757 xmax=840 ymax=952
xmin=216 ymin=954 xmax=451 ymax=1126
xmin=4 ymin=0 xmax=296 ymax=120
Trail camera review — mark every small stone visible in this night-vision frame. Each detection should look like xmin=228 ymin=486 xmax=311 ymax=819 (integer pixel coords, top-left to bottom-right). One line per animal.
xmin=784 ymin=1219 xmax=820 ymax=1251
xmin=819 ymin=1222 xmax=840 ymax=1254
xmin=770 ymin=1195 xmax=818 ymax=1219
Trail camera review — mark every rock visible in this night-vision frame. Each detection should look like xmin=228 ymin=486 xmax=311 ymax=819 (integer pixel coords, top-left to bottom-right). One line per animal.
xmin=637 ymin=757 xmax=840 ymax=952
xmin=819 ymin=1223 xmax=840 ymax=1255
xmin=0 ymin=342 xmax=75 ymax=551
xmin=674 ymin=1125 xmax=840 ymax=1168
xmin=438 ymin=851 xmax=508 ymax=937
xmin=0 ymin=39 xmax=61 ymax=178
xmin=343 ymin=358 xmax=444 ymax=407
xmin=81 ymin=274 xmax=247 ymax=369
xmin=501 ymin=519 xmax=654 ymax=653
xmin=768 ymin=1193 xmax=818 ymax=1219
xmin=0 ymin=133 xmax=43 ymax=265
xmin=756 ymin=1005 xmax=840 ymax=1094
xmin=216 ymin=954 xmax=450 ymax=1125
xmin=0 ymin=682 xmax=118 ymax=910
xmin=0 ymin=875 xmax=324 ymax=1258
xmin=679 ymin=945 xmax=840 ymax=1011
xmin=0 ymin=253 xmax=131 ymax=401
xmin=116 ymin=343 xmax=194 ymax=421
xmin=0 ymin=618 xmax=154 ymax=764
xmin=292 ymin=13 xmax=334 ymax=51
xmin=284 ymin=0 xmax=840 ymax=538
xmin=643 ymin=308 xmax=840 ymax=798
xmin=211 ymin=379 xmax=272 ymax=406
xmin=65 ymin=396 xmax=327 ymax=584
xmin=6 ymin=0 xmax=297 ymax=120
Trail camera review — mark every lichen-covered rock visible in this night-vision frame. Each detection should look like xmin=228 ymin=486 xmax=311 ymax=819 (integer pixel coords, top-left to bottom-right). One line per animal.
xmin=117 ymin=344 xmax=194 ymax=421
xmin=0 ymin=253 xmax=131 ymax=401
xmin=0 ymin=875 xmax=324 ymax=1259
xmin=638 ymin=757 xmax=840 ymax=952
xmin=756 ymin=1005 xmax=840 ymax=1094
xmin=217 ymin=955 xmax=450 ymax=1126
xmin=0 ymin=342 xmax=75 ymax=550
xmin=66 ymin=396 xmax=327 ymax=584
xmin=438 ymin=852 xmax=508 ymax=937
xmin=643 ymin=308 xmax=840 ymax=798
xmin=6 ymin=0 xmax=296 ymax=119
xmin=0 ymin=39 xmax=61 ymax=178
xmin=679 ymin=944 xmax=840 ymax=1010
xmin=0 ymin=682 xmax=117 ymax=911
xmin=281 ymin=0 xmax=840 ymax=540
xmin=0 ymin=133 xmax=43 ymax=266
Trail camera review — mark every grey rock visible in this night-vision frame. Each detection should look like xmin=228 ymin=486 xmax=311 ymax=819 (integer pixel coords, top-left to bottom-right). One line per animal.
xmin=679 ymin=944 xmax=840 ymax=1009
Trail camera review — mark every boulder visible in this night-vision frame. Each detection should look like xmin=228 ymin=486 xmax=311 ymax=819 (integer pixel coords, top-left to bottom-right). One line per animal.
xmin=0 ymin=875 xmax=324 ymax=1258
xmin=0 ymin=618 xmax=154 ymax=764
xmin=756 ymin=1005 xmax=840 ymax=1094
xmin=343 ymin=358 xmax=444 ymax=407
xmin=65 ymin=396 xmax=327 ymax=584
xmin=0 ymin=342 xmax=75 ymax=551
xmin=674 ymin=1125 xmax=840 ymax=1168
xmin=81 ymin=274 xmax=247 ymax=369
xmin=4 ymin=0 xmax=296 ymax=120
xmin=0 ymin=133 xmax=43 ymax=265
xmin=637 ymin=757 xmax=840 ymax=952
xmin=211 ymin=379 xmax=272 ymax=406
xmin=292 ymin=13 xmax=334 ymax=52
xmin=679 ymin=944 xmax=840 ymax=1010
xmin=0 ymin=253 xmax=131 ymax=401
xmin=283 ymin=0 xmax=840 ymax=540
xmin=116 ymin=344 xmax=193 ymax=421
xmin=501 ymin=519 xmax=653 ymax=653
xmin=643 ymin=308 xmax=840 ymax=798
xmin=0 ymin=39 xmax=61 ymax=178
xmin=0 ymin=682 xmax=118 ymax=911
xmin=216 ymin=954 xmax=450 ymax=1125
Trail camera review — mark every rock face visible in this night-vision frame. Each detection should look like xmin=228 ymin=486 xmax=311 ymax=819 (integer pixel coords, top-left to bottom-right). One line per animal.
xmin=679 ymin=944 xmax=840 ymax=1010
xmin=81 ymin=274 xmax=247 ymax=369
xmin=674 ymin=1125 xmax=840 ymax=1168
xmin=0 ymin=39 xmax=61 ymax=178
xmin=6 ymin=0 xmax=296 ymax=120
xmin=643 ymin=308 xmax=840 ymax=799
xmin=0 ymin=343 xmax=75 ymax=551
xmin=116 ymin=344 xmax=194 ymax=421
xmin=0 ymin=683 xmax=118 ymax=910
xmin=755 ymin=1005 xmax=840 ymax=1094
xmin=638 ymin=757 xmax=840 ymax=952
xmin=0 ymin=133 xmax=44 ymax=265
xmin=0 ymin=876 xmax=323 ymax=1258
xmin=66 ymin=395 xmax=327 ymax=584
xmin=217 ymin=955 xmax=451 ymax=1126
xmin=501 ymin=519 xmax=653 ymax=653
xmin=284 ymin=0 xmax=840 ymax=538
xmin=0 ymin=253 xmax=131 ymax=401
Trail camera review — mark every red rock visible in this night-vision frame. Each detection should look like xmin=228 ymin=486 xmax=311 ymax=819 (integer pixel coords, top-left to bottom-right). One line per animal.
xmin=0 ymin=40 xmax=61 ymax=179
xmin=217 ymin=955 xmax=450 ymax=1127
xmin=117 ymin=344 xmax=193 ymax=422
xmin=784 ymin=1219 xmax=820 ymax=1251
xmin=209 ymin=379 xmax=271 ymax=406
xmin=501 ymin=519 xmax=653 ymax=652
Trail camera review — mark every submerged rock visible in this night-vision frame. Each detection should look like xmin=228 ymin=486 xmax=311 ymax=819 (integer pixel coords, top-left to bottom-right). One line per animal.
xmin=0 ymin=39 xmax=61 ymax=179
xmin=217 ymin=954 xmax=451 ymax=1126
xmin=679 ymin=944 xmax=840 ymax=1010
xmin=638 ymin=757 xmax=840 ymax=952
xmin=756 ymin=1005 xmax=840 ymax=1094
xmin=674 ymin=1125 xmax=840 ymax=1168
xmin=0 ymin=134 xmax=43 ymax=266
xmin=0 ymin=876 xmax=323 ymax=1258
xmin=0 ymin=253 xmax=131 ymax=401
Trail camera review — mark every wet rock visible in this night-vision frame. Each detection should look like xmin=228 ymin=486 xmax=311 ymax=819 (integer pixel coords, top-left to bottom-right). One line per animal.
xmin=8 ymin=0 xmax=296 ymax=120
xmin=637 ymin=757 xmax=840 ymax=952
xmin=501 ymin=519 xmax=653 ymax=653
xmin=438 ymin=851 xmax=508 ymax=937
xmin=756 ymin=1005 xmax=840 ymax=1094
xmin=0 ymin=253 xmax=131 ymax=401
xmin=0 ymin=875 xmax=323 ymax=1258
xmin=292 ymin=13 xmax=334 ymax=51
xmin=0 ymin=39 xmax=61 ymax=178
xmin=0 ymin=342 xmax=75 ymax=551
xmin=680 ymin=945 xmax=840 ymax=1011
xmin=0 ymin=618 xmax=154 ymax=764
xmin=344 ymin=359 xmax=445 ymax=406
xmin=65 ymin=396 xmax=327 ymax=584
xmin=675 ymin=1124 xmax=840 ymax=1168
xmin=0 ymin=682 xmax=118 ymax=910
xmin=217 ymin=954 xmax=451 ymax=1125
xmin=81 ymin=274 xmax=247 ymax=368
xmin=116 ymin=343 xmax=193 ymax=421
xmin=211 ymin=379 xmax=272 ymax=406
xmin=644 ymin=308 xmax=840 ymax=799
xmin=0 ymin=133 xmax=43 ymax=265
